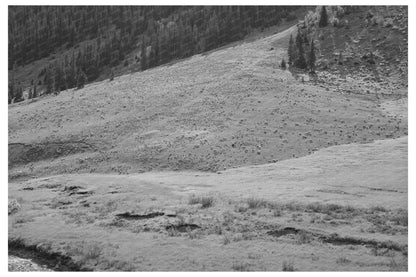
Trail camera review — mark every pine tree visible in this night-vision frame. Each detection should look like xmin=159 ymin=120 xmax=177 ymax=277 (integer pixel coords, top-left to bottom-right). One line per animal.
xmin=68 ymin=51 xmax=77 ymax=88
xmin=308 ymin=40 xmax=316 ymax=73
xmin=110 ymin=69 xmax=115 ymax=81
xmin=28 ymin=79 xmax=34 ymax=99
xmin=54 ymin=63 xmax=65 ymax=92
xmin=140 ymin=39 xmax=147 ymax=70
xmin=44 ymin=68 xmax=54 ymax=94
xmin=295 ymin=44 xmax=307 ymax=69
xmin=281 ymin=59 xmax=287 ymax=70
xmin=319 ymin=6 xmax=328 ymax=27
xmin=9 ymin=64 xmax=16 ymax=103
xmin=33 ymin=82 xmax=37 ymax=98
xmin=8 ymin=83 xmax=14 ymax=104
xmin=369 ymin=51 xmax=375 ymax=65
xmin=76 ymin=69 xmax=87 ymax=89
xmin=338 ymin=51 xmax=343 ymax=65
xmin=294 ymin=30 xmax=307 ymax=69
xmin=14 ymin=85 xmax=23 ymax=102
xmin=303 ymin=35 xmax=309 ymax=45
xmin=288 ymin=34 xmax=295 ymax=65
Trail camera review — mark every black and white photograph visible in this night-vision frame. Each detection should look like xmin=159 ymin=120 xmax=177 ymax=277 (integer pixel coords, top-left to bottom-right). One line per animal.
xmin=6 ymin=1 xmax=411 ymax=272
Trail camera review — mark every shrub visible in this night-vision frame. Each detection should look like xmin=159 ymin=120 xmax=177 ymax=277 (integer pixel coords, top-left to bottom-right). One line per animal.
xmin=391 ymin=210 xmax=408 ymax=226
xmin=8 ymin=199 xmax=21 ymax=215
xmin=222 ymin=234 xmax=232 ymax=245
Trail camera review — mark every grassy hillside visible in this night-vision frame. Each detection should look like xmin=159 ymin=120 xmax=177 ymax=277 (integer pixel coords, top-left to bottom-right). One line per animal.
xmin=8 ymin=6 xmax=408 ymax=271
xmin=9 ymin=23 xmax=407 ymax=180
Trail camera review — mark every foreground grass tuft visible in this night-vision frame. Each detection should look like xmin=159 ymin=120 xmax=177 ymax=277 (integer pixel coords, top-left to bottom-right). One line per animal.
xmin=246 ymin=197 xmax=270 ymax=209
xmin=188 ymin=194 xmax=214 ymax=208
xmin=336 ymin=257 xmax=351 ymax=265
xmin=282 ymin=261 xmax=295 ymax=271
xmin=232 ymin=262 xmax=251 ymax=271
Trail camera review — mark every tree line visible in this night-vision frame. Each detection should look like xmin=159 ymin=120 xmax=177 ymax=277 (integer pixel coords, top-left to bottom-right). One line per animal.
xmin=284 ymin=6 xmax=328 ymax=72
xmin=9 ymin=6 xmax=301 ymax=103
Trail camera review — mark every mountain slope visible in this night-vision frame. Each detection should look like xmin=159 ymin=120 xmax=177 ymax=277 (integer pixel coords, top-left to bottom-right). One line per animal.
xmin=8 ymin=17 xmax=408 ymax=271
xmin=8 ymin=24 xmax=407 ymax=179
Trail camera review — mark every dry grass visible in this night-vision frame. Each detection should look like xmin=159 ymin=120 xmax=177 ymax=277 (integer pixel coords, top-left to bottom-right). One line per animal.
xmin=282 ymin=261 xmax=295 ymax=271
xmin=246 ymin=197 xmax=271 ymax=209
xmin=232 ymin=262 xmax=251 ymax=271
xmin=295 ymin=231 xmax=313 ymax=244
xmin=222 ymin=234 xmax=232 ymax=245
xmin=188 ymin=194 xmax=214 ymax=208
xmin=390 ymin=210 xmax=408 ymax=227
xmin=83 ymin=244 xmax=103 ymax=261
xmin=336 ymin=257 xmax=351 ymax=265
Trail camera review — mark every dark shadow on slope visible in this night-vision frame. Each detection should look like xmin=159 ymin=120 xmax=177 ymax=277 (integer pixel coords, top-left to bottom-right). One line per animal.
xmin=8 ymin=141 xmax=96 ymax=167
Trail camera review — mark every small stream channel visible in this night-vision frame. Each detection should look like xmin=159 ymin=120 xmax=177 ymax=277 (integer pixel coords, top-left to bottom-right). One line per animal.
xmin=8 ymin=254 xmax=53 ymax=271
xmin=8 ymin=240 xmax=89 ymax=271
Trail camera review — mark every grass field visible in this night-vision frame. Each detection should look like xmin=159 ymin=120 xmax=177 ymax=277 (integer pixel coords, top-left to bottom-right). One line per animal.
xmin=8 ymin=136 xmax=408 ymax=271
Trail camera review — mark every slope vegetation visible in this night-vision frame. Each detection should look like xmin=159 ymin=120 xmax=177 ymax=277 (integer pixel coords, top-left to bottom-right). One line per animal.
xmin=8 ymin=25 xmax=407 ymax=179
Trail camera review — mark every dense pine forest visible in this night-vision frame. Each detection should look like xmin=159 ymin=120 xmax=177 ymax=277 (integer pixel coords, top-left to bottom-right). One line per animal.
xmin=8 ymin=6 xmax=302 ymax=103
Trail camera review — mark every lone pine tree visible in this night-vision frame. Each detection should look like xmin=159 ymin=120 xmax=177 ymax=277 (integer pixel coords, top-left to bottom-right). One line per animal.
xmin=76 ymin=69 xmax=87 ymax=89
xmin=140 ymin=40 xmax=147 ymax=71
xmin=294 ymin=30 xmax=307 ymax=69
xmin=288 ymin=34 xmax=296 ymax=65
xmin=319 ymin=6 xmax=328 ymax=27
xmin=308 ymin=40 xmax=316 ymax=72
xmin=44 ymin=69 xmax=54 ymax=95
xmin=281 ymin=58 xmax=287 ymax=69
